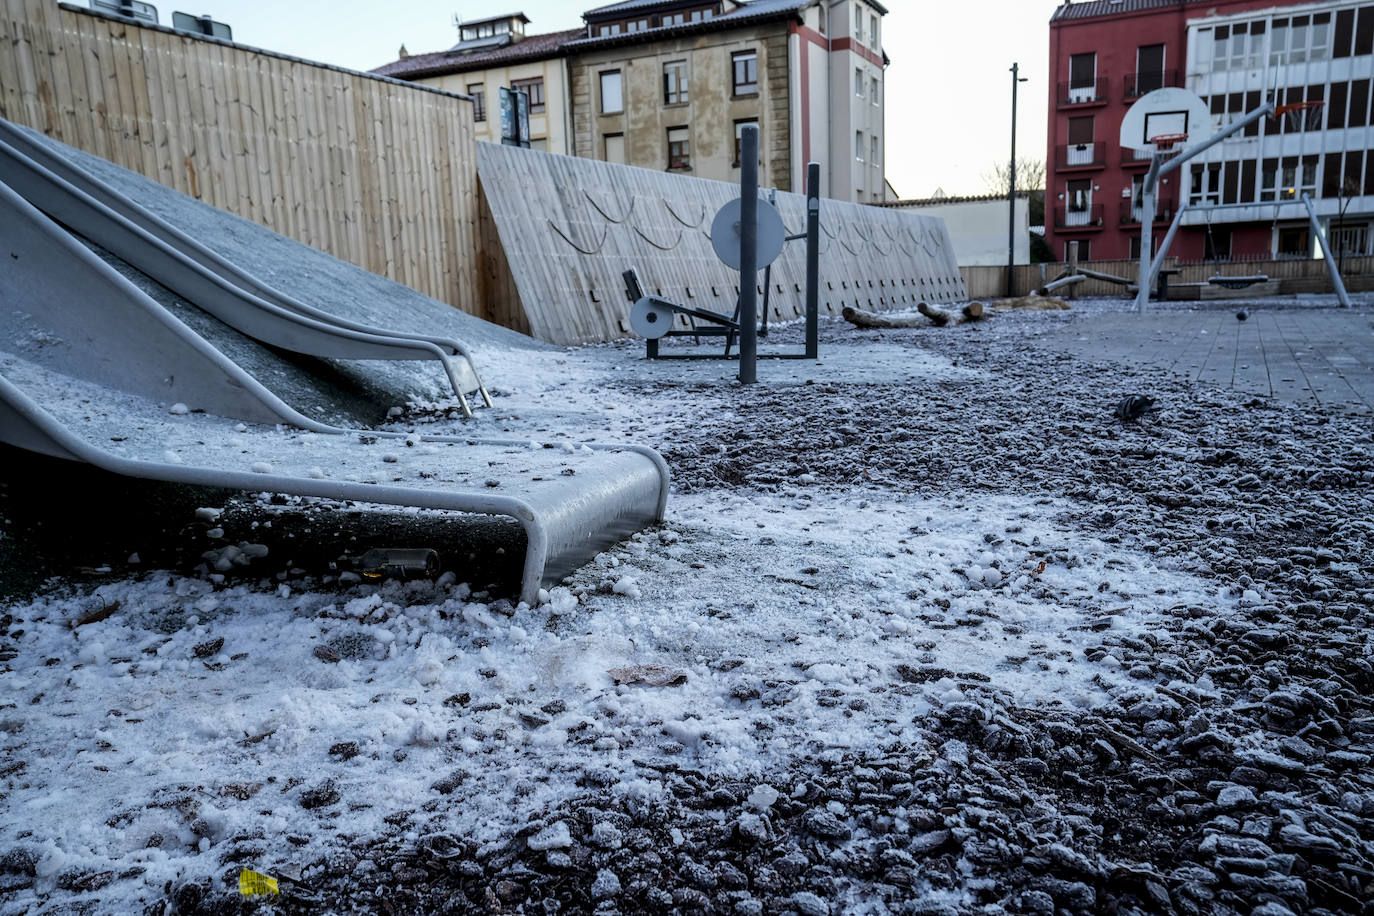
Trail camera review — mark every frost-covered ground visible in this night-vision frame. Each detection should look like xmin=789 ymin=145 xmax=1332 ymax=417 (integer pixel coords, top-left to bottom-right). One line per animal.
xmin=2 ymin=296 xmax=1373 ymax=915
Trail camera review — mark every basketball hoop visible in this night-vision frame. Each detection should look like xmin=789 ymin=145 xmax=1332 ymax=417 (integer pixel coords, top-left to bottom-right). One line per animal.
xmin=1272 ymin=100 xmax=1325 ymax=132
xmin=1148 ymin=133 xmax=1188 ymax=155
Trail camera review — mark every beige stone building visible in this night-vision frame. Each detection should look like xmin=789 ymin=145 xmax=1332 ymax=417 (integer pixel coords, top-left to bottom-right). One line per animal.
xmin=374 ymin=0 xmax=889 ymax=202
xmin=375 ymin=14 xmax=581 ymax=154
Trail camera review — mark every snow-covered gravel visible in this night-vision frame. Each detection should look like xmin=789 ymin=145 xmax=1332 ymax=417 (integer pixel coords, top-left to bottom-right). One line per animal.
xmin=2 ymin=297 xmax=1372 ymax=915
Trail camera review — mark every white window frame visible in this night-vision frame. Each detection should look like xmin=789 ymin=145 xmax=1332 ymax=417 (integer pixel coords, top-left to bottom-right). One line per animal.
xmin=599 ymin=70 xmax=623 ymax=114
xmin=855 ymin=130 xmax=864 ymax=162
xmin=855 ymin=67 xmax=865 ymax=98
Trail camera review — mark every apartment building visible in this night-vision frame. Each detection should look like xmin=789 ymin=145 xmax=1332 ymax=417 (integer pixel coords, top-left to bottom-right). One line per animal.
xmin=373 ymin=0 xmax=889 ymax=202
xmin=1046 ymin=0 xmax=1373 ymax=262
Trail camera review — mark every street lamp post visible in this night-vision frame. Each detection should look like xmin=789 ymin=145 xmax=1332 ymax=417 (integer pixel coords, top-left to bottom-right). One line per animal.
xmin=1005 ymin=62 xmax=1027 ymax=299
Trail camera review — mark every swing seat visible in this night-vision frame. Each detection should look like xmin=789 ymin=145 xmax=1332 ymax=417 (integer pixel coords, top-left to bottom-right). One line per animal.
xmin=1207 ymin=274 xmax=1269 ymax=289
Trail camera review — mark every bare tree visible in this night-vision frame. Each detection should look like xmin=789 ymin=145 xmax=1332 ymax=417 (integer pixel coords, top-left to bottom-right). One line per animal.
xmin=981 ymin=158 xmax=1046 ymax=195
xmin=1333 ymin=177 xmax=1362 ymax=274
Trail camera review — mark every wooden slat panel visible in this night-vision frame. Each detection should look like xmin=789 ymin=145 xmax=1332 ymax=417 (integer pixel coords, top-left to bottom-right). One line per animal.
xmin=0 ymin=0 xmax=480 ymax=315
xmin=476 ymin=142 xmax=968 ymax=345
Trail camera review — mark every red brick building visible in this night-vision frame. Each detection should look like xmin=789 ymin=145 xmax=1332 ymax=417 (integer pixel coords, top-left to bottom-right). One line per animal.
xmin=1046 ymin=0 xmax=1374 ymax=264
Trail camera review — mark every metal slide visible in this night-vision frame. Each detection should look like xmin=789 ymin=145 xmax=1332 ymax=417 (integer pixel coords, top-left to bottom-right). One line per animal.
xmin=0 ymin=179 xmax=668 ymax=604
xmin=0 ymin=119 xmax=493 ymax=417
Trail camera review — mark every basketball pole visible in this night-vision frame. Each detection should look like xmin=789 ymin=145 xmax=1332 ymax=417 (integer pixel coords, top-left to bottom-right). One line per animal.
xmin=1133 ymin=101 xmax=1274 ymax=313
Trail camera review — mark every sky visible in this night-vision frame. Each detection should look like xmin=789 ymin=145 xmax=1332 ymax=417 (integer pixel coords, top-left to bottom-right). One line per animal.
xmin=191 ymin=0 xmax=1068 ymax=198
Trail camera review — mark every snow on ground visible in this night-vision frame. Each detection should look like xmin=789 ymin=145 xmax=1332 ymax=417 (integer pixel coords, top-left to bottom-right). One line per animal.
xmin=2 ymin=295 xmax=1371 ymax=914
xmin=0 ymin=484 xmax=1233 ymax=911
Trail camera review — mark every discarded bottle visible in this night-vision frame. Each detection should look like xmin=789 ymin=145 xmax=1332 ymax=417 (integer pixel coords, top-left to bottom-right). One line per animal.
xmin=357 ymin=548 xmax=440 ymax=580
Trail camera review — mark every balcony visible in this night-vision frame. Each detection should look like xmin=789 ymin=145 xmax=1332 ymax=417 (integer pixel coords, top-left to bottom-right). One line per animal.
xmin=1054 ymin=205 xmax=1105 ymax=230
xmin=1055 ymin=141 xmax=1105 ymax=171
xmin=1057 ymin=78 xmax=1108 ymax=108
xmin=1124 ymin=69 xmax=1180 ymax=99
xmin=1119 ymin=199 xmax=1178 ymax=225
xmin=1122 ymin=146 xmax=1155 ymax=168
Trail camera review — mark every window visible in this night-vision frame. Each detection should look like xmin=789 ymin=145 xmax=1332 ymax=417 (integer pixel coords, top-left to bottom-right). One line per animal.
xmin=1191 ymin=162 xmax=1221 ymax=205
xmin=1064 ymin=240 xmax=1089 ymax=260
xmin=662 ymin=13 xmax=685 ymax=26
xmin=1067 ymin=115 xmax=1094 ymax=144
xmin=1334 ymin=8 xmax=1356 ymax=57
xmin=871 ymin=135 xmax=880 ymax=166
xmin=511 ymin=77 xmax=545 ymax=114
xmin=530 ymin=137 xmax=548 ymax=152
xmin=468 ymin=83 xmax=485 ymax=122
xmin=1351 ymin=79 xmax=1371 ymax=129
xmin=1204 ymin=227 xmax=1232 ymax=262
xmin=600 ymin=70 xmax=623 ymax=114
xmin=1136 ymin=44 xmax=1164 ymax=95
xmin=854 ymin=5 xmax=862 ymax=37
xmin=855 ymin=68 xmax=865 ymax=98
xmin=1067 ymin=178 xmax=1091 ymax=211
xmin=1069 ymin=52 xmax=1096 ymax=89
xmin=734 ymin=119 xmax=758 ymax=166
xmin=1358 ymin=7 xmax=1374 ymax=56
xmin=626 ymin=18 xmax=649 ymax=32
xmin=1332 ymin=224 xmax=1368 ymax=259
xmin=603 ymin=133 xmax=625 ymax=164
xmin=733 ymin=50 xmax=758 ymax=95
xmin=870 ymin=14 xmax=878 ymax=45
xmin=664 ymin=60 xmax=688 ymax=105
xmin=598 ymin=23 xmax=622 ymax=36
xmin=872 ymin=76 xmax=880 ymax=106
xmin=1278 ymin=226 xmax=1310 ymax=258
xmin=855 ymin=130 xmax=864 ymax=162
xmin=667 ymin=127 xmax=690 ymax=170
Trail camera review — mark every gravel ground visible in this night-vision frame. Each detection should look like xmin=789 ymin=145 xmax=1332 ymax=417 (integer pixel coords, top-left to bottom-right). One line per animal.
xmin=4 ymin=298 xmax=1372 ymax=916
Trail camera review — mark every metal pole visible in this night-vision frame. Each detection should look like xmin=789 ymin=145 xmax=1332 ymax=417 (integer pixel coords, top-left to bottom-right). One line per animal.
xmin=805 ymin=161 xmax=820 ymax=359
xmin=739 ymin=126 xmax=759 ymax=384
xmin=1007 ymin=63 xmax=1025 ymax=299
xmin=1304 ymin=194 xmax=1352 ymax=308
xmin=1145 ymin=202 xmax=1189 ymax=291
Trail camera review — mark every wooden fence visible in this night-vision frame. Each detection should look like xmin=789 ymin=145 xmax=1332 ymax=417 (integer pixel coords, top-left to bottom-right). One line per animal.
xmin=0 ymin=0 xmax=481 ymax=316
xmin=477 ymin=143 xmax=968 ymax=345
xmin=964 ymin=255 xmax=1374 ymax=299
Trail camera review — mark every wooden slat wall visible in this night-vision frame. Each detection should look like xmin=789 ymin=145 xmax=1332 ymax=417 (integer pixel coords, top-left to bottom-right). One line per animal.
xmin=963 ymin=255 xmax=1374 ymax=299
xmin=477 ymin=142 xmax=969 ymax=346
xmin=0 ymin=0 xmax=480 ymax=316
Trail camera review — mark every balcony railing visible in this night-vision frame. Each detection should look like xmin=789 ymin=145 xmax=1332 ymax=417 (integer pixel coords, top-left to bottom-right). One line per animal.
xmin=1054 ymin=204 xmax=1105 ymax=229
xmin=1122 ymin=146 xmax=1155 ymax=167
xmin=1058 ymin=78 xmax=1108 ymax=107
xmin=1119 ymin=199 xmax=1178 ymax=225
xmin=1124 ymin=69 xmax=1180 ymax=99
xmin=1056 ymin=141 xmax=1105 ymax=170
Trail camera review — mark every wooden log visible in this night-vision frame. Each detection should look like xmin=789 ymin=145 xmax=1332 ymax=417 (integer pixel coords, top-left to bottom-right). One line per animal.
xmin=841 ymin=305 xmax=930 ymax=329
xmin=994 ymin=294 xmax=1071 ymax=311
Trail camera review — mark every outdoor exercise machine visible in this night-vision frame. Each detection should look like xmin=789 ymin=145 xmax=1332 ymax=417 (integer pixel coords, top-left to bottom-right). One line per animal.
xmin=1124 ymin=88 xmax=1351 ymax=310
xmin=626 ymin=126 xmax=821 ymax=381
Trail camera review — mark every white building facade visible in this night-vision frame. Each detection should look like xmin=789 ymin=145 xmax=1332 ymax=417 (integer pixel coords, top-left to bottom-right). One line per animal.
xmin=1184 ymin=0 xmax=1374 ymax=260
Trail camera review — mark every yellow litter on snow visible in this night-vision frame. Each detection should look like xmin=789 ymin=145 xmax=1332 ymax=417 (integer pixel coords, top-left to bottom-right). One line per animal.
xmin=239 ymin=869 xmax=279 ymax=897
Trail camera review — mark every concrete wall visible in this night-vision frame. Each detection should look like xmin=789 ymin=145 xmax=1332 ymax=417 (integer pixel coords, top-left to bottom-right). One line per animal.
xmin=891 ymin=198 xmax=1032 ymax=267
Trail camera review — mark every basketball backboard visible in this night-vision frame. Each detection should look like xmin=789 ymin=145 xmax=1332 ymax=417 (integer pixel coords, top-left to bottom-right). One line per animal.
xmin=1119 ymin=88 xmax=1211 ymax=155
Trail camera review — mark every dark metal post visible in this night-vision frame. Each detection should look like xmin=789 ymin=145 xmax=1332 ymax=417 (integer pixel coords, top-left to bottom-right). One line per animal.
xmin=805 ymin=161 xmax=820 ymax=359
xmin=739 ymin=126 xmax=759 ymax=384
xmin=1007 ymin=62 xmax=1027 ymax=298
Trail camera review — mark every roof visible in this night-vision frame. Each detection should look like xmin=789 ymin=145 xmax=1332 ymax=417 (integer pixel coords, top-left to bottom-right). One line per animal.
xmin=877 ymin=191 xmax=1036 ymax=208
xmin=461 ymin=11 xmax=532 ymax=27
xmin=1050 ymin=0 xmax=1190 ymax=22
xmin=371 ymin=28 xmax=583 ymax=80
xmin=582 ymin=0 xmax=701 ymax=20
xmin=564 ymin=0 xmax=813 ymax=50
